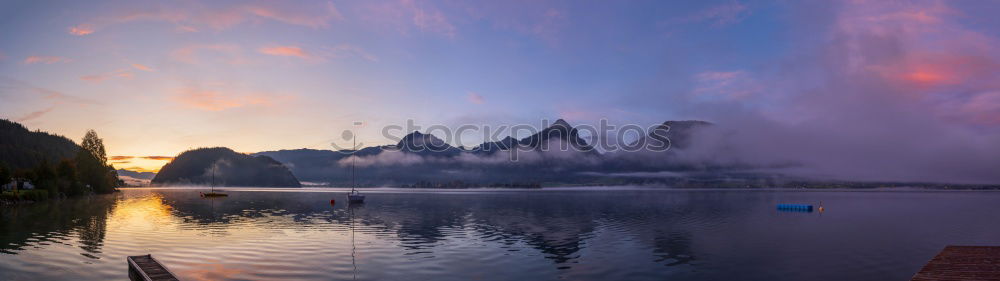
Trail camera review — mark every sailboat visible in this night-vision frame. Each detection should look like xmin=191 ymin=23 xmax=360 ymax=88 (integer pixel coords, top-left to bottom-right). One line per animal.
xmin=201 ymin=164 xmax=228 ymax=197
xmin=347 ymin=132 xmax=365 ymax=204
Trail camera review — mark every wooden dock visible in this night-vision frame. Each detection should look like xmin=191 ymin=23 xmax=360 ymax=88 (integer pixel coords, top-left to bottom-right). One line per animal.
xmin=912 ymin=246 xmax=1000 ymax=281
xmin=127 ymin=255 xmax=180 ymax=281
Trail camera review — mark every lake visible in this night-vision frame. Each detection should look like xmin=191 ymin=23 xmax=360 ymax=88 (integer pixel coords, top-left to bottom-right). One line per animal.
xmin=1 ymin=187 xmax=999 ymax=281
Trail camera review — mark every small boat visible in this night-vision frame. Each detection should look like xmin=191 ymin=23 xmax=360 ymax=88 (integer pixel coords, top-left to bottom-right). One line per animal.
xmin=776 ymin=203 xmax=813 ymax=212
xmin=348 ymin=190 xmax=365 ymax=204
xmin=201 ymin=164 xmax=227 ymax=198
xmin=345 ymin=132 xmax=364 ymax=204
xmin=200 ymin=192 xmax=228 ymax=198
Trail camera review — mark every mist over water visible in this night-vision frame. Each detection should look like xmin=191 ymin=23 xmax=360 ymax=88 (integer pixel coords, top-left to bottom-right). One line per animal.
xmin=2 ymin=188 xmax=1000 ymax=281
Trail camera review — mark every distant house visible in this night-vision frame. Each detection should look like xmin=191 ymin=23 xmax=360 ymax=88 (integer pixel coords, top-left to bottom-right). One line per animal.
xmin=1 ymin=179 xmax=34 ymax=191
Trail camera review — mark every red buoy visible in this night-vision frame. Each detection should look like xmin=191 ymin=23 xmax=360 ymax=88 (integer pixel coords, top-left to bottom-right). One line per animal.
xmin=330 ymin=199 xmax=336 ymax=206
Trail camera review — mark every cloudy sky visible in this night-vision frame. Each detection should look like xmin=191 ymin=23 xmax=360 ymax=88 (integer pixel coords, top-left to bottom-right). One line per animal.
xmin=1 ymin=0 xmax=999 ymax=174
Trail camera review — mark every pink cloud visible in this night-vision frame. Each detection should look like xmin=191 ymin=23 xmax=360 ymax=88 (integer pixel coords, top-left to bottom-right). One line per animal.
xmin=131 ymin=63 xmax=155 ymax=71
xmin=408 ymin=0 xmax=455 ymax=37
xmin=80 ymin=69 xmax=135 ymax=83
xmin=23 ymin=56 xmax=71 ymax=64
xmin=257 ymin=44 xmax=378 ymax=63
xmin=175 ymin=25 xmax=199 ymax=33
xmin=0 ymin=77 xmax=99 ymax=106
xmin=16 ymin=107 xmax=55 ymax=122
xmin=327 ymin=44 xmax=378 ymax=62
xmin=259 ymin=46 xmax=311 ymax=59
xmin=171 ymin=86 xmax=289 ymax=111
xmin=832 ymin=0 xmax=1000 ymax=126
xmin=955 ymin=91 xmax=1000 ymax=125
xmin=696 ymin=71 xmax=743 ymax=81
xmin=467 ymin=92 xmax=485 ymax=104
xmin=462 ymin=2 xmax=569 ymax=45
xmin=241 ymin=2 xmax=344 ymax=28
xmin=681 ymin=2 xmax=751 ymax=27
xmin=170 ymin=44 xmax=247 ymax=65
xmin=70 ymin=1 xmax=343 ymax=35
xmin=68 ymin=24 xmax=95 ymax=36
xmin=361 ymin=0 xmax=456 ymax=38
xmin=80 ymin=75 xmax=104 ymax=82
xmin=530 ymin=9 xmax=567 ymax=44
xmin=692 ymin=71 xmax=760 ymax=100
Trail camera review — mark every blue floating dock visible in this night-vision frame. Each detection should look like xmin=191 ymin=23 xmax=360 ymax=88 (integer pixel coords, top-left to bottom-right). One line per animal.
xmin=777 ymin=204 xmax=814 ymax=212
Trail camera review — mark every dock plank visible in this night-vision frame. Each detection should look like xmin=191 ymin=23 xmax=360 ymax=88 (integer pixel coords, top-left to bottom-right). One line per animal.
xmin=912 ymin=246 xmax=1000 ymax=281
xmin=128 ymin=255 xmax=180 ymax=281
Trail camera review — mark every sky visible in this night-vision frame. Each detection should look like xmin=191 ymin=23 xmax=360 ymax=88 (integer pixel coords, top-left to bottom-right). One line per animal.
xmin=1 ymin=0 xmax=999 ymax=177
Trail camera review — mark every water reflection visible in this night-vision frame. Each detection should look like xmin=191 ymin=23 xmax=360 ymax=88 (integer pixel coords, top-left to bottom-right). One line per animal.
xmin=3 ymin=188 xmax=1000 ymax=281
xmin=0 ymin=194 xmax=117 ymax=258
xmin=652 ymin=231 xmax=695 ymax=266
xmin=145 ymin=190 xmax=703 ymax=268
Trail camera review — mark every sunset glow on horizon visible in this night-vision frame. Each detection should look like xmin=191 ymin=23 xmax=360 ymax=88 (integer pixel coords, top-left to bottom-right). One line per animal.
xmin=6 ymin=2 xmax=1000 ymax=280
xmin=3 ymin=0 xmax=1000 ymax=174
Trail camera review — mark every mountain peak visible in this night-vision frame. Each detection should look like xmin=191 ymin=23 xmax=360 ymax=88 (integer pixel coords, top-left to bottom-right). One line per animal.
xmin=636 ymin=120 xmax=712 ymax=150
xmin=552 ymin=119 xmax=571 ymax=127
xmin=396 ymin=131 xmax=460 ymax=156
xmin=398 ymin=131 xmax=443 ymax=146
xmin=472 ymin=136 xmax=520 ymax=154
xmin=517 ymin=118 xmax=596 ymax=153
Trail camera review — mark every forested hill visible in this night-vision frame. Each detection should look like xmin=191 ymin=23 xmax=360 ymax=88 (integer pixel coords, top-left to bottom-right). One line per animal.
xmin=0 ymin=119 xmax=80 ymax=170
xmin=152 ymin=147 xmax=301 ymax=187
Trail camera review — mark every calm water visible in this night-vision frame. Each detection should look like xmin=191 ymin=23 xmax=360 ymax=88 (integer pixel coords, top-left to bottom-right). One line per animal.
xmin=2 ymin=187 xmax=999 ymax=281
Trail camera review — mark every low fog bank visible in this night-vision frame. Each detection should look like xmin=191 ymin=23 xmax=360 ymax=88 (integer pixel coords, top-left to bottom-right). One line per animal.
xmin=260 ymin=116 xmax=1000 ymax=186
xmin=670 ymin=113 xmax=1000 ymax=185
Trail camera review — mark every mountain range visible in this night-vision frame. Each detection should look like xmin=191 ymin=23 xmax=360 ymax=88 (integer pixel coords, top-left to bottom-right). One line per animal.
xmin=254 ymin=119 xmax=712 ymax=186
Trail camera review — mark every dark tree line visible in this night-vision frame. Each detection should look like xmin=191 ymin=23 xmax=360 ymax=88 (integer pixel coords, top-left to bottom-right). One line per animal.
xmin=0 ymin=119 xmax=79 ymax=169
xmin=2 ymin=128 xmax=119 ymax=200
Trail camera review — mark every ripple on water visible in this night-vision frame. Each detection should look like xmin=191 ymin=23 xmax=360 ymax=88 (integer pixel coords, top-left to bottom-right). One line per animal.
xmin=3 ymin=189 xmax=1000 ymax=281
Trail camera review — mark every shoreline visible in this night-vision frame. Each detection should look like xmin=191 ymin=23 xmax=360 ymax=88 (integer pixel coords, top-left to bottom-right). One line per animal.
xmin=115 ymin=185 xmax=1000 ymax=192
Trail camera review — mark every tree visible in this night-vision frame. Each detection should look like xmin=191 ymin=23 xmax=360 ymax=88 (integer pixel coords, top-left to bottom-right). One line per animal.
xmin=0 ymin=162 xmax=10 ymax=187
xmin=75 ymin=130 xmax=118 ymax=194
xmin=81 ymin=130 xmax=107 ymax=164
xmin=32 ymin=160 xmax=56 ymax=183
xmin=57 ymin=159 xmax=76 ymax=181
xmin=76 ymin=150 xmax=107 ymax=194
xmin=56 ymin=159 xmax=81 ymax=196
xmin=33 ymin=160 xmax=58 ymax=198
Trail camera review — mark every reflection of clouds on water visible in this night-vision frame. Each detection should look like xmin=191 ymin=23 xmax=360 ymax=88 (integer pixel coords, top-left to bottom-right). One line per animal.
xmin=0 ymin=188 xmax=764 ymax=281
xmin=176 ymin=261 xmax=246 ymax=281
xmin=5 ymin=189 xmax=1000 ymax=280
xmin=148 ymin=190 xmax=708 ymax=268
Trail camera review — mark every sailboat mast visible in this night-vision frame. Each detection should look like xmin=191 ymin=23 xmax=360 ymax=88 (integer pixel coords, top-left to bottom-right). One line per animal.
xmin=352 ymin=131 xmax=356 ymax=192
xmin=211 ymin=164 xmax=216 ymax=193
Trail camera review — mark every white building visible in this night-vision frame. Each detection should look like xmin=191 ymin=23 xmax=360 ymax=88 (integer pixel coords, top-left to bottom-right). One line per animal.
xmin=1 ymin=180 xmax=34 ymax=191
